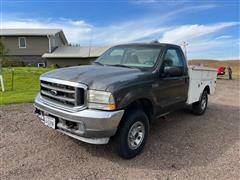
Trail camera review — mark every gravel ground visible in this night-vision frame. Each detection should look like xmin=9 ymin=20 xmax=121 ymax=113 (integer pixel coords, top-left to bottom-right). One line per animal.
xmin=1 ymin=80 xmax=240 ymax=180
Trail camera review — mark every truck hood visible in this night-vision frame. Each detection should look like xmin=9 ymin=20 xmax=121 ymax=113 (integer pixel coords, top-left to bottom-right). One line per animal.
xmin=41 ymin=65 xmax=149 ymax=91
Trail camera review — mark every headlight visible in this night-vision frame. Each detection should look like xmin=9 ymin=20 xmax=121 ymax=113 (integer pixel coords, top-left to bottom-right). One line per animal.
xmin=87 ymin=90 xmax=116 ymax=110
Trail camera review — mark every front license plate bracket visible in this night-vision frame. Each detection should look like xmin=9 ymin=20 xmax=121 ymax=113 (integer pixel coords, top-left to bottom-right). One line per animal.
xmin=44 ymin=115 xmax=56 ymax=129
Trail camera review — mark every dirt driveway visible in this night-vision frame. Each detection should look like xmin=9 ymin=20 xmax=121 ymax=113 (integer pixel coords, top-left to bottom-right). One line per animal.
xmin=1 ymin=80 xmax=239 ymax=180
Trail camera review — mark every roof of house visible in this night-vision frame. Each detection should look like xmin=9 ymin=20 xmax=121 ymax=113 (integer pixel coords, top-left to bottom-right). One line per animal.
xmin=0 ymin=28 xmax=68 ymax=45
xmin=0 ymin=28 xmax=61 ymax=36
xmin=42 ymin=45 xmax=112 ymax=58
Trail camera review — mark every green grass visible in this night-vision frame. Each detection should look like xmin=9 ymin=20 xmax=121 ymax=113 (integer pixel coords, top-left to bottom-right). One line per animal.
xmin=0 ymin=67 xmax=55 ymax=105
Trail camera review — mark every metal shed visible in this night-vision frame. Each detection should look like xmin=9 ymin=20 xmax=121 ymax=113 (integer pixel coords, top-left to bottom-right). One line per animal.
xmin=42 ymin=45 xmax=112 ymax=67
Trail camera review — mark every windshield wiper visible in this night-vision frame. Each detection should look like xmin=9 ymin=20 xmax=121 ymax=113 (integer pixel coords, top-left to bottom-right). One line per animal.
xmin=92 ymin=61 xmax=103 ymax=66
xmin=109 ymin=64 xmax=134 ymax=69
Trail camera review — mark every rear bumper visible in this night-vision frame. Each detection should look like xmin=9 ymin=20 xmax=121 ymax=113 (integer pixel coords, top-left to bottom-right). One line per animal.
xmin=34 ymin=94 xmax=124 ymax=144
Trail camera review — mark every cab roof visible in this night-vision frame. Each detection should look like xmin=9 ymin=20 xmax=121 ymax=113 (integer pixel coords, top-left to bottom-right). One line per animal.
xmin=113 ymin=42 xmax=181 ymax=49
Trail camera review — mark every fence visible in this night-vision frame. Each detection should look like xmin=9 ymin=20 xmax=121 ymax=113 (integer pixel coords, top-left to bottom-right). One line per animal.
xmin=0 ymin=66 xmax=51 ymax=105
xmin=0 ymin=64 xmax=4 ymax=92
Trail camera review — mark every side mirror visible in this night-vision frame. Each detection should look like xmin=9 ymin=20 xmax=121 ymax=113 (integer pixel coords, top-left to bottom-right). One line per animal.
xmin=163 ymin=66 xmax=183 ymax=77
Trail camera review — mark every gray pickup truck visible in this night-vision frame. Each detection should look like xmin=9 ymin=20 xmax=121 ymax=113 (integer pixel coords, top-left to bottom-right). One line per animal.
xmin=34 ymin=43 xmax=217 ymax=159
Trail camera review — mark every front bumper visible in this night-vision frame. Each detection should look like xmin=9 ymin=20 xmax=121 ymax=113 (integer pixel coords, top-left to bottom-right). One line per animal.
xmin=34 ymin=94 xmax=124 ymax=144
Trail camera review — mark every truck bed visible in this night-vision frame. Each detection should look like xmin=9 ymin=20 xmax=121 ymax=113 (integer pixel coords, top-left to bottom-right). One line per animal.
xmin=187 ymin=66 xmax=217 ymax=104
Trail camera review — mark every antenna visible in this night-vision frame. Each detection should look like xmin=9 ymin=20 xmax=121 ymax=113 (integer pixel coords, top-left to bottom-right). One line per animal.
xmin=182 ymin=42 xmax=188 ymax=60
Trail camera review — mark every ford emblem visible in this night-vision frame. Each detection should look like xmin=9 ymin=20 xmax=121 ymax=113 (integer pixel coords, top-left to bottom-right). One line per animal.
xmin=50 ymin=90 xmax=58 ymax=96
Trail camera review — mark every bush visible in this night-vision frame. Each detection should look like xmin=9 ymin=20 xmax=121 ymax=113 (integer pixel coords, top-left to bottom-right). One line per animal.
xmin=63 ymin=65 xmax=72 ymax=68
xmin=0 ymin=59 xmax=25 ymax=67
xmin=49 ymin=64 xmax=59 ymax=69
xmin=25 ymin=64 xmax=33 ymax=67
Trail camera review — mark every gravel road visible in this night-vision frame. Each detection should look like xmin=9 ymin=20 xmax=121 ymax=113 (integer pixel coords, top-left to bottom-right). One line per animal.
xmin=1 ymin=80 xmax=240 ymax=180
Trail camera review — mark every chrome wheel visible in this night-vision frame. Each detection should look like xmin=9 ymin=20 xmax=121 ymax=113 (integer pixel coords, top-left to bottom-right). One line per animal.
xmin=127 ymin=121 xmax=145 ymax=150
xmin=201 ymin=95 xmax=207 ymax=110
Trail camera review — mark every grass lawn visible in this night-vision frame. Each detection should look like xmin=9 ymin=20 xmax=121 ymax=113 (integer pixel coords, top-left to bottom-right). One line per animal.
xmin=0 ymin=67 xmax=54 ymax=105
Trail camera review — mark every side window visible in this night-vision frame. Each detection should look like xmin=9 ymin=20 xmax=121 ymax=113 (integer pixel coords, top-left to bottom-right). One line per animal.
xmin=18 ymin=37 xmax=26 ymax=48
xmin=163 ymin=48 xmax=183 ymax=67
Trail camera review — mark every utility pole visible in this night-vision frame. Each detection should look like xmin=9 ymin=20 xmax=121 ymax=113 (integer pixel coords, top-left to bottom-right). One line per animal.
xmin=182 ymin=42 xmax=188 ymax=60
xmin=88 ymin=31 xmax=93 ymax=57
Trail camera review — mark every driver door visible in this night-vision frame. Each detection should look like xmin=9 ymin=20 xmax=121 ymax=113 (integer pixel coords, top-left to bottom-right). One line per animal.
xmin=155 ymin=47 xmax=188 ymax=114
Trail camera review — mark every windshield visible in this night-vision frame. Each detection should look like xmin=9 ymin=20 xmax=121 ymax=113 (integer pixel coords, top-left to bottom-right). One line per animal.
xmin=95 ymin=45 xmax=161 ymax=69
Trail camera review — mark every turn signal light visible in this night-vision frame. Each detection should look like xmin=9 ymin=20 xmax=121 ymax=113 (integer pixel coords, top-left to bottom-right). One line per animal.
xmin=108 ymin=104 xmax=116 ymax=110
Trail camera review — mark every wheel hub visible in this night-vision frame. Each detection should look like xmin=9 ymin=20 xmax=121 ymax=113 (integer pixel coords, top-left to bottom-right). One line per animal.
xmin=127 ymin=121 xmax=145 ymax=150
xmin=201 ymin=96 xmax=207 ymax=110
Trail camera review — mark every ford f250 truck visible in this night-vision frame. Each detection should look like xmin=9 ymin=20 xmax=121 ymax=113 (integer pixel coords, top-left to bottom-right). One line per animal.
xmin=34 ymin=43 xmax=217 ymax=159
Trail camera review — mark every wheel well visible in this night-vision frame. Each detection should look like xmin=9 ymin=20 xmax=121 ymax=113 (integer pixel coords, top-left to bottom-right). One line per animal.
xmin=125 ymin=98 xmax=153 ymax=122
xmin=204 ymin=85 xmax=210 ymax=94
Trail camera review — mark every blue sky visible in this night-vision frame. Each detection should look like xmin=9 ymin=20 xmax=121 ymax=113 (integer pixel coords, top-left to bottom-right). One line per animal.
xmin=1 ymin=0 xmax=239 ymax=60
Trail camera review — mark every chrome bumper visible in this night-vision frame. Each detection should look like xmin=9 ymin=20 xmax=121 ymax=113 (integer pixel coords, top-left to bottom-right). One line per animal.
xmin=34 ymin=94 xmax=124 ymax=144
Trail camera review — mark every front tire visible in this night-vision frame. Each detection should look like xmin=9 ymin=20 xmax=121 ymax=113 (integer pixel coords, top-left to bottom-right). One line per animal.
xmin=192 ymin=90 xmax=208 ymax=115
xmin=111 ymin=110 xmax=149 ymax=159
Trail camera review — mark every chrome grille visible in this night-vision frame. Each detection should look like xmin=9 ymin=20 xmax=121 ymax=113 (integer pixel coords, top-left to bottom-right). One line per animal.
xmin=40 ymin=79 xmax=86 ymax=109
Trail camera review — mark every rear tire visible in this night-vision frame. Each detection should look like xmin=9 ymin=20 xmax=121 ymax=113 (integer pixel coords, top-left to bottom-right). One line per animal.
xmin=111 ymin=110 xmax=149 ymax=159
xmin=192 ymin=90 xmax=208 ymax=115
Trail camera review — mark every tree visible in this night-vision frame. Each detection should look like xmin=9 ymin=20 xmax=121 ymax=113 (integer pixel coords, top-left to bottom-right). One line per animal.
xmin=0 ymin=38 xmax=8 ymax=61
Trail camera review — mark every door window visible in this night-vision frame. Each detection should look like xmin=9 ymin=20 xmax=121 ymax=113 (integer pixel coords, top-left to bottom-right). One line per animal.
xmin=163 ymin=49 xmax=184 ymax=67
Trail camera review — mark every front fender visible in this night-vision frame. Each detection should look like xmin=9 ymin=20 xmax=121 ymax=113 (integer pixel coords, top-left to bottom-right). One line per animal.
xmin=116 ymin=84 xmax=155 ymax=110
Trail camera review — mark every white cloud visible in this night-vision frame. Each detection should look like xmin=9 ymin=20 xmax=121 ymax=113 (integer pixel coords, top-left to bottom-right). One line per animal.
xmin=159 ymin=22 xmax=240 ymax=59
xmin=213 ymin=56 xmax=240 ymax=60
xmin=2 ymin=18 xmax=168 ymax=45
xmin=186 ymin=37 xmax=240 ymax=60
xmin=159 ymin=22 xmax=239 ymax=43
xmin=189 ymin=39 xmax=233 ymax=52
xmin=215 ymin=35 xmax=232 ymax=40
xmin=2 ymin=18 xmax=93 ymax=43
